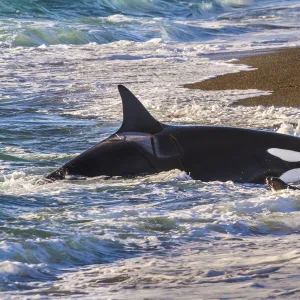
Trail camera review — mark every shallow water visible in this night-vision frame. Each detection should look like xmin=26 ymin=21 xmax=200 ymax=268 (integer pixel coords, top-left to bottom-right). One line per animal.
xmin=1 ymin=0 xmax=300 ymax=299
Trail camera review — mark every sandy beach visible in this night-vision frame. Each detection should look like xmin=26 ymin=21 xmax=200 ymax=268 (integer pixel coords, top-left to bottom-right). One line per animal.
xmin=184 ymin=48 xmax=300 ymax=107
xmin=2 ymin=1 xmax=300 ymax=298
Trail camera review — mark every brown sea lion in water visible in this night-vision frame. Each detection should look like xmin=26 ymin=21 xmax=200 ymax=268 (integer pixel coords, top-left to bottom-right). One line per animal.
xmin=265 ymin=176 xmax=300 ymax=191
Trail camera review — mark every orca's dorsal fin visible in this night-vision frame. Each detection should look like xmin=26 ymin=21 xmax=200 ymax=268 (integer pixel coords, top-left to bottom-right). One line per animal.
xmin=117 ymin=85 xmax=163 ymax=134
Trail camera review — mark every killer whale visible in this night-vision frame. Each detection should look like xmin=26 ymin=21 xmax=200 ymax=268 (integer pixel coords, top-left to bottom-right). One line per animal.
xmin=47 ymin=85 xmax=300 ymax=183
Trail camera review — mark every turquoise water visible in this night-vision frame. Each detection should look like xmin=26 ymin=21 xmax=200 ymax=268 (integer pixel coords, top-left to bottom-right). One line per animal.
xmin=0 ymin=0 xmax=299 ymax=46
xmin=1 ymin=0 xmax=300 ymax=298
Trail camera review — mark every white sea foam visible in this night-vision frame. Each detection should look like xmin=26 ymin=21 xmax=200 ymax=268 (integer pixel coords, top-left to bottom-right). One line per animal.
xmin=19 ymin=235 xmax=300 ymax=299
xmin=1 ymin=1 xmax=300 ymax=298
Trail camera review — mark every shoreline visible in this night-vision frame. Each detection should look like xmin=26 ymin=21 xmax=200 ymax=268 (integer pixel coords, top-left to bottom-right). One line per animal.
xmin=184 ymin=47 xmax=300 ymax=107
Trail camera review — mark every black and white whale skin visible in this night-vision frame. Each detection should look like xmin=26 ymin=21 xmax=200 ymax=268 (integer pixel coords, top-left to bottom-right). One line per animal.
xmin=47 ymin=85 xmax=300 ymax=183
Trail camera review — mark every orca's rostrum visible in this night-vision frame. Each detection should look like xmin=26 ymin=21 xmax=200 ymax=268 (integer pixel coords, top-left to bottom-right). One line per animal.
xmin=47 ymin=85 xmax=300 ymax=183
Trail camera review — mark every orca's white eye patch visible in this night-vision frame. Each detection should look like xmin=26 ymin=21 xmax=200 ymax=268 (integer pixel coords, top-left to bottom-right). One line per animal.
xmin=280 ymin=168 xmax=300 ymax=183
xmin=267 ymin=148 xmax=300 ymax=162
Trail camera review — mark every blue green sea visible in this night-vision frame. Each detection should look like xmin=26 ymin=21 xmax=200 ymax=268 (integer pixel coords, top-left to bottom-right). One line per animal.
xmin=1 ymin=0 xmax=300 ymax=298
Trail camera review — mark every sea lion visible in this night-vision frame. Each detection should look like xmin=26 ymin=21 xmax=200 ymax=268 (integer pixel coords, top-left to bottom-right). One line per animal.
xmin=266 ymin=176 xmax=300 ymax=191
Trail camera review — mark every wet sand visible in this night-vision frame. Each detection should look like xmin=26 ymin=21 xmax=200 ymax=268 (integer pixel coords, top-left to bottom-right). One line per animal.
xmin=184 ymin=48 xmax=300 ymax=107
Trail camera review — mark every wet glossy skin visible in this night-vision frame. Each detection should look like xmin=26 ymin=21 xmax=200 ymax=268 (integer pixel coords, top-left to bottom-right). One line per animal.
xmin=47 ymin=86 xmax=300 ymax=183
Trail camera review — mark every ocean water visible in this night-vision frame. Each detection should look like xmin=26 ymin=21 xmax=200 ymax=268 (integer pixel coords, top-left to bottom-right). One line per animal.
xmin=1 ymin=0 xmax=300 ymax=299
